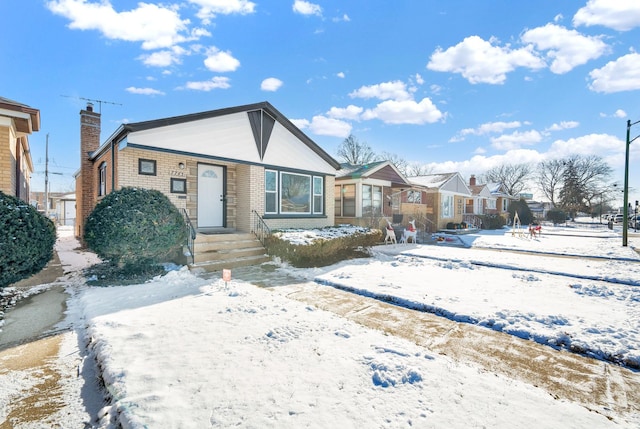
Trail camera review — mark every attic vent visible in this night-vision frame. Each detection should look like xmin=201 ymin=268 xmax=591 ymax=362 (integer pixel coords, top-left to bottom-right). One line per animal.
xmin=247 ymin=109 xmax=275 ymax=161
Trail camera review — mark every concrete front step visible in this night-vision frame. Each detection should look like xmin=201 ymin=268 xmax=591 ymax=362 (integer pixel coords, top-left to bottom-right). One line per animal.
xmin=190 ymin=254 xmax=272 ymax=272
xmin=187 ymin=232 xmax=270 ymax=271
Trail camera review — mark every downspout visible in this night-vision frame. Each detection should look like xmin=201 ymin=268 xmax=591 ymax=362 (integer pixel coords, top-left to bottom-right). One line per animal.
xmin=111 ymin=139 xmax=115 ymax=192
xmin=14 ymin=138 xmax=21 ymax=198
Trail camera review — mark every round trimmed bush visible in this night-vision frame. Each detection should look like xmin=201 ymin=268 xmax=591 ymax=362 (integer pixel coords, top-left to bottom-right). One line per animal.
xmin=0 ymin=191 xmax=56 ymax=288
xmin=84 ymin=187 xmax=187 ymax=267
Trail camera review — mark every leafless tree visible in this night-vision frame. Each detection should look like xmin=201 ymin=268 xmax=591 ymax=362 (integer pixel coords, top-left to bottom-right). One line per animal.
xmin=481 ymin=163 xmax=533 ymax=196
xmin=537 ymin=155 xmax=613 ymax=208
xmin=537 ymin=159 xmax=565 ymax=205
xmin=378 ymin=151 xmax=409 ymax=175
xmin=336 ymin=134 xmax=376 ymax=165
xmin=405 ymin=162 xmax=434 ymax=177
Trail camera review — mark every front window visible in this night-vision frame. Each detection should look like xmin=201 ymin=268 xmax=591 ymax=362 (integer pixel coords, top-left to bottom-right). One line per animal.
xmin=265 ymin=170 xmax=325 ymax=216
xmin=265 ymin=170 xmax=277 ymax=214
xmin=441 ymin=194 xmax=454 ymax=218
xmin=407 ymin=190 xmax=422 ymax=204
xmin=335 ymin=184 xmax=356 ymax=217
xmin=281 ymin=172 xmax=311 ymax=214
xmin=98 ymin=162 xmax=107 ymax=196
xmin=362 ymin=184 xmax=382 ymax=216
xmin=487 ymin=198 xmax=496 ymax=210
xmin=313 ymin=176 xmax=323 ymax=214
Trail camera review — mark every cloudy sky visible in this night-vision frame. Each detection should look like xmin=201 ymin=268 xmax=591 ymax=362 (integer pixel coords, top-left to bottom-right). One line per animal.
xmin=2 ymin=0 xmax=640 ymax=203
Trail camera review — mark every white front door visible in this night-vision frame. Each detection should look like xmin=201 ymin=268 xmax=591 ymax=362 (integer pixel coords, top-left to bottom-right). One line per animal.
xmin=197 ymin=163 xmax=225 ymax=228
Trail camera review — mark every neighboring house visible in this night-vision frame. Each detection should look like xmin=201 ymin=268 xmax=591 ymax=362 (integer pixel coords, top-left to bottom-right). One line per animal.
xmin=52 ymin=192 xmax=76 ymax=226
xmin=466 ymin=174 xmax=493 ymax=215
xmin=334 ymin=161 xmax=429 ymax=228
xmin=487 ymin=182 xmax=516 ymax=218
xmin=75 ymin=101 xmax=341 ymax=269
xmin=0 ymin=97 xmax=40 ymax=202
xmin=408 ymin=172 xmax=471 ymax=230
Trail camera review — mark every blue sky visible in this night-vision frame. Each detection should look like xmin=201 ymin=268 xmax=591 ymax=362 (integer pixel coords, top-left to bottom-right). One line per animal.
xmin=2 ymin=0 xmax=640 ymax=205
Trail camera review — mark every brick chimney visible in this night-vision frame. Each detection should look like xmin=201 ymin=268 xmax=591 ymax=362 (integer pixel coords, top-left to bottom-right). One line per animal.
xmin=76 ymin=102 xmax=101 ymax=239
xmin=469 ymin=174 xmax=476 ymax=186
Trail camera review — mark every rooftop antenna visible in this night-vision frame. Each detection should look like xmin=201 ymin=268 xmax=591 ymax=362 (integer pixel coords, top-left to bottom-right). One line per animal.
xmin=60 ymin=95 xmax=122 ymax=113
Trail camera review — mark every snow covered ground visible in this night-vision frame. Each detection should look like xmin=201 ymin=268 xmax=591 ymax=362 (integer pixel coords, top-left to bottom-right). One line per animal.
xmin=2 ymin=220 xmax=640 ymax=428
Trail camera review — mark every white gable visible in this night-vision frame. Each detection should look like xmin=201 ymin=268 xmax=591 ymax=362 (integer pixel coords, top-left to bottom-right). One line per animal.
xmin=123 ymin=111 xmax=336 ymax=175
xmin=441 ymin=173 xmax=471 ymax=195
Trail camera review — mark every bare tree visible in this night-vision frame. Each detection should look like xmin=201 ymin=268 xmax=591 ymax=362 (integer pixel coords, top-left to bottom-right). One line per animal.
xmin=405 ymin=162 xmax=434 ymax=177
xmin=377 ymin=151 xmax=409 ymax=175
xmin=537 ymin=159 xmax=565 ymax=205
xmin=538 ymin=155 xmax=613 ymax=209
xmin=336 ymin=134 xmax=376 ymax=165
xmin=481 ymin=163 xmax=533 ymax=196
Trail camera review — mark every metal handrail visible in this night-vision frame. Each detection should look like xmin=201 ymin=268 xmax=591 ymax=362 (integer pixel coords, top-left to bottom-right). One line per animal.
xmin=251 ymin=210 xmax=271 ymax=247
xmin=182 ymin=208 xmax=196 ymax=265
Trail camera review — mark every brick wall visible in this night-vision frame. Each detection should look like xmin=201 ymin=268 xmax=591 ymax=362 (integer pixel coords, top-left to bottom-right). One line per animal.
xmin=0 ymin=125 xmax=13 ymax=196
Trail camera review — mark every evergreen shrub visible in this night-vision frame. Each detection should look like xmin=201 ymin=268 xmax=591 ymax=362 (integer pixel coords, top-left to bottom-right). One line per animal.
xmin=546 ymin=209 xmax=567 ymax=225
xmin=0 ymin=191 xmax=56 ymax=288
xmin=479 ymin=214 xmax=506 ymax=230
xmin=84 ymin=187 xmax=187 ymax=268
xmin=265 ymin=227 xmax=382 ymax=268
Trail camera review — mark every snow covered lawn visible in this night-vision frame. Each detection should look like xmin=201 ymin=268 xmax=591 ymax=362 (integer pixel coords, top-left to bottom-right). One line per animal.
xmin=65 ymin=221 xmax=640 ymax=428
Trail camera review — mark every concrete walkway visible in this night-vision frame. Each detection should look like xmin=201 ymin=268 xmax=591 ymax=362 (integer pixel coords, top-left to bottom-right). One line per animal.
xmin=273 ymin=281 xmax=640 ymax=426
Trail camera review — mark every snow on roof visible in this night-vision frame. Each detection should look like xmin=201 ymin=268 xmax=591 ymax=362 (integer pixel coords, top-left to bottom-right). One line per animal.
xmin=408 ymin=172 xmax=456 ymax=189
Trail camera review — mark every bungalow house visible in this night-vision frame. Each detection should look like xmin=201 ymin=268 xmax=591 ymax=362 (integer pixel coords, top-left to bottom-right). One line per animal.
xmin=487 ymin=182 xmax=516 ymax=219
xmin=75 ymin=101 xmax=341 ymax=270
xmin=0 ymin=97 xmax=40 ymax=202
xmin=334 ymin=160 xmax=430 ymax=229
xmin=408 ymin=172 xmax=472 ymax=230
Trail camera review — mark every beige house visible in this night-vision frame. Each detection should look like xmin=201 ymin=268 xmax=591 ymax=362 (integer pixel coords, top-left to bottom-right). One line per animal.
xmin=0 ymin=97 xmax=40 ymax=202
xmin=408 ymin=172 xmax=472 ymax=230
xmin=76 ymin=101 xmax=341 ymax=270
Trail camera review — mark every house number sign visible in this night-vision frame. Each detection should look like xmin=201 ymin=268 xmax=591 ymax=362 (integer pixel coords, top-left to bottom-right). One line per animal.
xmin=170 ymin=170 xmax=186 ymax=177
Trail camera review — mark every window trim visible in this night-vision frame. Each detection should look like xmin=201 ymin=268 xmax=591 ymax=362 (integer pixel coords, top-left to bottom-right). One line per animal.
xmin=138 ymin=158 xmax=157 ymax=176
xmin=170 ymin=178 xmax=187 ymax=194
xmin=98 ymin=162 xmax=107 ymax=197
xmin=263 ymin=168 xmax=326 ymax=218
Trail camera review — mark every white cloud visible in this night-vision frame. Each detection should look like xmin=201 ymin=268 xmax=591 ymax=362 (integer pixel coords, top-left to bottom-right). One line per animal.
xmin=204 ymin=47 xmax=241 ymax=72
xmin=546 ymin=121 xmax=580 ymax=131
xmin=326 ymin=105 xmax=363 ymax=121
xmin=188 ymin=0 xmax=256 ymax=24
xmin=292 ymin=0 xmax=322 ymax=17
xmin=349 ymin=80 xmax=412 ymax=101
xmin=490 ymin=130 xmax=543 ymax=151
xmin=46 ymin=0 xmax=205 ymax=50
xmin=336 ymin=72 xmax=345 ymax=78
xmin=588 ymin=52 xmax=640 ymax=93
xmin=521 ymin=24 xmax=608 ymax=74
xmin=125 ymin=87 xmax=166 ymax=96
xmin=427 ymin=35 xmax=545 ymax=84
xmin=183 ymin=76 xmax=231 ymax=91
xmin=332 ymin=14 xmax=350 ymax=22
xmin=361 ymin=98 xmax=444 ymax=125
xmin=139 ymin=46 xmax=187 ymax=67
xmin=547 ymin=134 xmax=624 ymax=169
xmin=260 ymin=77 xmax=283 ymax=91
xmin=573 ymin=0 xmax=640 ymax=31
xmin=294 ymin=115 xmax=351 ymax=137
xmin=615 ymin=109 xmax=627 ymax=118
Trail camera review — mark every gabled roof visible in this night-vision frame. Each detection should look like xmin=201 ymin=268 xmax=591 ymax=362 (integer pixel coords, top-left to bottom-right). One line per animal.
xmin=469 ymin=184 xmax=493 ymax=198
xmin=0 ymin=97 xmax=41 ymax=134
xmin=487 ymin=182 xmax=514 ymax=198
xmin=336 ymin=161 xmax=409 ymax=185
xmin=408 ymin=172 xmax=471 ymax=195
xmin=96 ymin=101 xmax=341 ymax=170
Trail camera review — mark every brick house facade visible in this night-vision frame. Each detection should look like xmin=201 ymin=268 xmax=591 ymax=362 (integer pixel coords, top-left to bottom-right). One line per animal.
xmin=75 ymin=101 xmax=340 ymax=239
